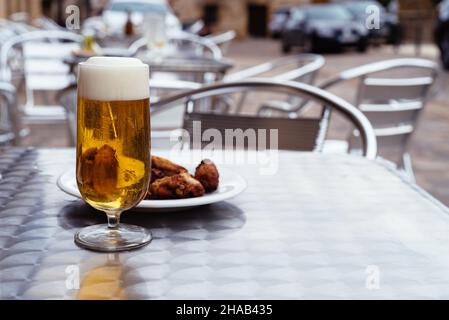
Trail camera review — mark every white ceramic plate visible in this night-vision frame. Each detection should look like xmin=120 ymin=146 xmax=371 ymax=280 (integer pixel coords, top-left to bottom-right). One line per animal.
xmin=57 ymin=167 xmax=247 ymax=212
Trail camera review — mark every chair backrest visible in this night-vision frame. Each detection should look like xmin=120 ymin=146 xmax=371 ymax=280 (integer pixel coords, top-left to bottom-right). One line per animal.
xmin=33 ymin=17 xmax=66 ymax=31
xmin=320 ymin=58 xmax=439 ymax=89
xmin=0 ymin=30 xmax=83 ymax=81
xmin=358 ymin=77 xmax=434 ymax=103
xmin=357 ymin=77 xmax=433 ymax=137
xmin=128 ymin=31 xmax=223 ymax=60
xmin=1 ymin=30 xmax=82 ymax=111
xmin=152 ymin=79 xmax=377 ymax=159
xmin=225 ymin=54 xmax=324 ymax=83
xmin=320 ymin=58 xmax=438 ymax=159
xmin=184 ymin=20 xmax=205 ymax=35
xmin=182 ymin=112 xmax=320 ymax=151
xmin=225 ymin=55 xmax=325 ymax=114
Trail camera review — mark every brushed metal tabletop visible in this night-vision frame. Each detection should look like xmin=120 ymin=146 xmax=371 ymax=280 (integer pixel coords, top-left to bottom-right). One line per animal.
xmin=1 ymin=148 xmax=449 ymax=300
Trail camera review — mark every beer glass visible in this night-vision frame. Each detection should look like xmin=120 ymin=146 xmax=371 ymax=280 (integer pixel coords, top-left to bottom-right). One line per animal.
xmin=75 ymin=57 xmax=151 ymax=252
xmin=143 ymin=13 xmax=167 ymax=60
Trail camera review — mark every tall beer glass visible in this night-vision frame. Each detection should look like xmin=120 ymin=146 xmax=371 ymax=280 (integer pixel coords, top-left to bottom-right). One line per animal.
xmin=75 ymin=57 xmax=151 ymax=252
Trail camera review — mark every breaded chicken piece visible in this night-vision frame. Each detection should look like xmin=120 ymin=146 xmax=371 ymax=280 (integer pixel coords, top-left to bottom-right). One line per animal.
xmin=151 ymin=155 xmax=188 ymax=182
xmin=194 ymin=159 xmax=219 ymax=192
xmin=92 ymin=145 xmax=118 ymax=196
xmin=78 ymin=145 xmax=118 ymax=196
xmin=147 ymin=173 xmax=205 ymax=199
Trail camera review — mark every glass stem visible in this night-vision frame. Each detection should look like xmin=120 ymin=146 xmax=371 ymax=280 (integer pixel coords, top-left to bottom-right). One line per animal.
xmin=106 ymin=211 xmax=121 ymax=229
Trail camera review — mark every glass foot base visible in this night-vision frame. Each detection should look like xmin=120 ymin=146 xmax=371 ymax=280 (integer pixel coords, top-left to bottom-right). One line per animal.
xmin=75 ymin=223 xmax=152 ymax=252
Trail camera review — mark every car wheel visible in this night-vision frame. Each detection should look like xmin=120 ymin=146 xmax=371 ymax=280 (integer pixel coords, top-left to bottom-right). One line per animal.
xmin=441 ymin=31 xmax=449 ymax=69
xmin=357 ymin=40 xmax=368 ymax=53
xmin=387 ymin=24 xmax=402 ymax=45
xmin=442 ymin=53 xmax=449 ymax=69
xmin=282 ymin=43 xmax=292 ymax=54
xmin=303 ymin=37 xmax=315 ymax=53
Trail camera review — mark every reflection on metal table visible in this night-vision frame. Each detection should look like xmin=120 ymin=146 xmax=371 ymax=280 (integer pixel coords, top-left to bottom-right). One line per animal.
xmin=63 ymin=54 xmax=234 ymax=82
xmin=0 ymin=148 xmax=449 ymax=299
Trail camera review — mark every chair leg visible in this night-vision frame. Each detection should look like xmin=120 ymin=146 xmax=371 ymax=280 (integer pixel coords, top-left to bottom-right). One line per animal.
xmin=401 ymin=152 xmax=416 ymax=183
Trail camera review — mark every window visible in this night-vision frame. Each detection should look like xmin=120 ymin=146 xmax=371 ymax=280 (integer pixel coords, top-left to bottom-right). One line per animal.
xmin=203 ymin=4 xmax=219 ymax=26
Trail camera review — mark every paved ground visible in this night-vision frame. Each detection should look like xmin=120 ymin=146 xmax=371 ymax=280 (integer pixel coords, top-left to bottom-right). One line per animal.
xmin=19 ymin=39 xmax=449 ymax=206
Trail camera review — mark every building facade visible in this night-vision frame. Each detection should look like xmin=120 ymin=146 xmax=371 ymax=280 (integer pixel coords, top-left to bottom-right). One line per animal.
xmin=0 ymin=0 xmax=41 ymax=19
xmin=169 ymin=0 xmax=319 ymax=38
xmin=168 ymin=0 xmax=436 ymax=39
xmin=0 ymin=0 xmax=437 ymax=40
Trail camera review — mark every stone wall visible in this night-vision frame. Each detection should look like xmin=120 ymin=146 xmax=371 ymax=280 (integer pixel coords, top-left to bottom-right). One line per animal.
xmin=0 ymin=0 xmax=41 ymax=19
xmin=399 ymin=0 xmax=436 ymax=43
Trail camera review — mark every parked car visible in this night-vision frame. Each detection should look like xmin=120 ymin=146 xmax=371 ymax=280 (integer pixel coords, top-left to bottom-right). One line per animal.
xmin=101 ymin=0 xmax=182 ymax=36
xmin=281 ymin=4 xmax=369 ymax=53
xmin=342 ymin=0 xmax=401 ymax=44
xmin=435 ymin=0 xmax=449 ymax=69
xmin=269 ymin=7 xmax=291 ymax=38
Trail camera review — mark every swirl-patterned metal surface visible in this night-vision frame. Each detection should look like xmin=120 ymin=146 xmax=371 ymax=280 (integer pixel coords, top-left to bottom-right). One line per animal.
xmin=0 ymin=148 xmax=448 ymax=299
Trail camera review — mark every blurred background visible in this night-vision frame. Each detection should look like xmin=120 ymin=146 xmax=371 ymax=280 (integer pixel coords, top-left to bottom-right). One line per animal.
xmin=0 ymin=0 xmax=439 ymax=42
xmin=0 ymin=0 xmax=448 ymax=206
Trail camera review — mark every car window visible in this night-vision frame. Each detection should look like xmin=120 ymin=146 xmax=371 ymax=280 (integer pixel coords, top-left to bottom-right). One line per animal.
xmin=109 ymin=2 xmax=168 ymax=14
xmin=440 ymin=0 xmax=449 ymax=20
xmin=290 ymin=9 xmax=305 ymax=22
xmin=285 ymin=9 xmax=304 ymax=28
xmin=272 ymin=14 xmax=286 ymax=23
xmin=306 ymin=6 xmax=353 ymax=21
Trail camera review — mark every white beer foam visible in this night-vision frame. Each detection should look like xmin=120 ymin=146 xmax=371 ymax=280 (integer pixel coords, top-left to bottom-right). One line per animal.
xmin=78 ymin=56 xmax=149 ymax=101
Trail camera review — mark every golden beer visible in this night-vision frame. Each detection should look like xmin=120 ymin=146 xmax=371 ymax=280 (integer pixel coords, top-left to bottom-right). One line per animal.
xmin=75 ymin=56 xmax=152 ymax=252
xmin=76 ymin=97 xmax=150 ymax=211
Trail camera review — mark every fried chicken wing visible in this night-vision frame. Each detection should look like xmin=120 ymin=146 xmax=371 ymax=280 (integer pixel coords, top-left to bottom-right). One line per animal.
xmin=92 ymin=145 xmax=118 ymax=196
xmin=194 ymin=159 xmax=219 ymax=193
xmin=151 ymin=155 xmax=188 ymax=182
xmin=79 ymin=147 xmax=97 ymax=186
xmin=147 ymin=172 xmax=205 ymax=199
xmin=78 ymin=145 xmax=118 ymax=196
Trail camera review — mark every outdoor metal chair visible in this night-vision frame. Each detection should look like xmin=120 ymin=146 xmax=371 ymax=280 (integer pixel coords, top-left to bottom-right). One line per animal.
xmin=152 ymin=79 xmax=377 ymax=159
xmin=0 ymin=30 xmax=83 ymax=132
xmin=223 ymin=54 xmax=324 ymax=115
xmin=319 ymin=58 xmax=439 ymax=180
xmin=257 ymin=58 xmax=439 ymax=178
xmin=0 ymin=19 xmax=36 ymax=35
xmin=184 ymin=20 xmax=205 ymax=35
xmin=205 ymin=30 xmax=236 ymax=55
xmin=33 ymin=17 xmax=66 ymax=31
xmin=128 ymin=31 xmax=223 ymax=60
